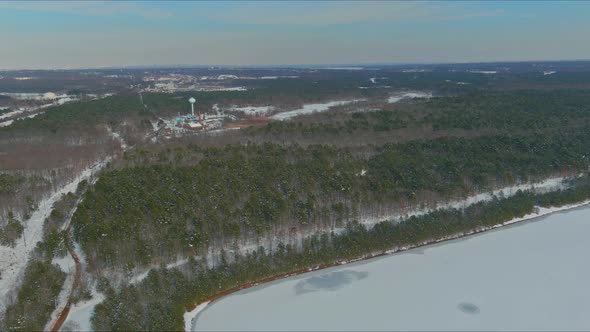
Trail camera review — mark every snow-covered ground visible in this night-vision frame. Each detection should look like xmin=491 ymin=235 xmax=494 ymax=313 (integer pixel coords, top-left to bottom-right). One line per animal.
xmin=44 ymin=254 xmax=76 ymax=331
xmin=59 ymin=290 xmax=105 ymax=331
xmin=445 ymin=80 xmax=471 ymax=85
xmin=229 ymin=105 xmax=275 ymax=116
xmin=387 ymin=91 xmax=432 ymax=104
xmin=271 ymin=99 xmax=366 ymax=120
xmin=0 ymin=161 xmax=107 ymax=315
xmin=0 ymin=103 xmax=56 ymax=127
xmin=259 ymin=76 xmax=299 ymax=80
xmin=0 ymin=110 xmax=25 ymax=120
xmin=469 ymin=70 xmax=497 ymax=74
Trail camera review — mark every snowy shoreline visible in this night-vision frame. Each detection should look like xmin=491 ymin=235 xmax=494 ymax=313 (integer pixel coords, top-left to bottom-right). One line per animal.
xmin=185 ymin=198 xmax=590 ymax=331
xmin=184 ymin=302 xmax=210 ymax=332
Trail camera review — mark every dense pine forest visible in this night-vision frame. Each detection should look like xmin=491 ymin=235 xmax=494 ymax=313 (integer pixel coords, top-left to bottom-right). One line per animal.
xmin=4 ymin=66 xmax=590 ymax=331
xmin=73 ymin=128 xmax=590 ymax=273
xmin=91 ymin=177 xmax=590 ymax=331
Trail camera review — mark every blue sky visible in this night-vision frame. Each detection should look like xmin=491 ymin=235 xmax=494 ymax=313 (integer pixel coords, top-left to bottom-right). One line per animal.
xmin=0 ymin=1 xmax=589 ymax=69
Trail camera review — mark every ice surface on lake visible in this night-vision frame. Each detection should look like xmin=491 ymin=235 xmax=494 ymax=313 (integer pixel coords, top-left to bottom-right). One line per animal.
xmin=193 ymin=205 xmax=590 ymax=331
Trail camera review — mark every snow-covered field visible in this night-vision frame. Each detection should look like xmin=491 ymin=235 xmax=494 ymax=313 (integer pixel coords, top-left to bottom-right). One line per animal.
xmin=387 ymin=91 xmax=432 ymax=104
xmin=271 ymin=99 xmax=366 ymax=120
xmin=192 ymin=200 xmax=590 ymax=331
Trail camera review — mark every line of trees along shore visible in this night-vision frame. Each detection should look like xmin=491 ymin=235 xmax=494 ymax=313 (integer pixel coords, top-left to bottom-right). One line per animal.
xmin=91 ymin=176 xmax=590 ymax=331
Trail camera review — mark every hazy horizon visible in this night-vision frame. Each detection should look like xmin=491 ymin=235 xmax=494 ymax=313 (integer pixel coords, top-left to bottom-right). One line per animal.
xmin=1 ymin=1 xmax=590 ymax=70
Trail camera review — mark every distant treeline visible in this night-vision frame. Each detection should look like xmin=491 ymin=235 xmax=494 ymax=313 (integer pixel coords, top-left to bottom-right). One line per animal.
xmin=244 ymin=90 xmax=590 ymax=141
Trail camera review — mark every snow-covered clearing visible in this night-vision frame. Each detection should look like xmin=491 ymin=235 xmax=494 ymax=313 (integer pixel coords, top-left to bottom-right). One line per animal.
xmin=271 ymin=99 xmax=366 ymax=120
xmin=259 ymin=76 xmax=299 ymax=79
xmin=469 ymin=70 xmax=497 ymax=74
xmin=0 ymin=160 xmax=108 ymax=314
xmin=229 ymin=105 xmax=275 ymax=116
xmin=387 ymin=91 xmax=432 ymax=104
xmin=59 ymin=290 xmax=105 ymax=331
xmin=0 ymin=110 xmax=25 ymax=120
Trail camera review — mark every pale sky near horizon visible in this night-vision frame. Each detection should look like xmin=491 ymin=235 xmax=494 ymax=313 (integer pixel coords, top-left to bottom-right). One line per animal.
xmin=1 ymin=1 xmax=589 ymax=70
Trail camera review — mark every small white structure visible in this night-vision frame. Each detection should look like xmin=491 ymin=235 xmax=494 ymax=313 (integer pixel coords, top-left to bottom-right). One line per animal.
xmin=189 ymin=97 xmax=196 ymax=116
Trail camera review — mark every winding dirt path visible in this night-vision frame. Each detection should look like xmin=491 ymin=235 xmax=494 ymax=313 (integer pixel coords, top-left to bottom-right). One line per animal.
xmin=50 ymin=239 xmax=81 ymax=332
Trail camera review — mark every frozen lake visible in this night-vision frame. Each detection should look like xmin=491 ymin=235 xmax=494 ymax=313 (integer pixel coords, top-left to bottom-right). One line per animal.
xmin=193 ymin=205 xmax=590 ymax=331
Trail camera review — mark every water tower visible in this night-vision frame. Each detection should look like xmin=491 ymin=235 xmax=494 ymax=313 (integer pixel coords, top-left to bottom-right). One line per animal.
xmin=189 ymin=97 xmax=196 ymax=116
